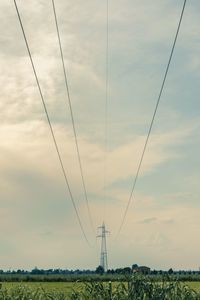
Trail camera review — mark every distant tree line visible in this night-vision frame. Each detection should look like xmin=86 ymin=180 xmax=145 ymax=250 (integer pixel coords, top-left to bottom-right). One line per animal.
xmin=0 ymin=268 xmax=95 ymax=275
xmin=0 ymin=265 xmax=200 ymax=276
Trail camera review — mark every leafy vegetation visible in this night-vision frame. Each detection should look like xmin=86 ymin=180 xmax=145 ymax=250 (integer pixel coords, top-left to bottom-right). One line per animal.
xmin=71 ymin=276 xmax=200 ymax=299
xmin=0 ymin=284 xmax=67 ymax=299
xmin=1 ymin=275 xmax=200 ymax=299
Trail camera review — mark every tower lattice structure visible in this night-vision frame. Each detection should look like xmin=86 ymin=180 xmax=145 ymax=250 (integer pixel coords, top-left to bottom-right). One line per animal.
xmin=97 ymin=222 xmax=109 ymax=272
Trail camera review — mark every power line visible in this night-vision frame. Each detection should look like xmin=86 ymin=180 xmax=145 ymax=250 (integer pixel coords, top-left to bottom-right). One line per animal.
xmin=116 ymin=0 xmax=187 ymax=237
xmin=103 ymin=0 xmax=109 ymax=223
xmin=13 ymin=0 xmax=90 ymax=246
xmin=51 ymin=0 xmax=95 ymax=235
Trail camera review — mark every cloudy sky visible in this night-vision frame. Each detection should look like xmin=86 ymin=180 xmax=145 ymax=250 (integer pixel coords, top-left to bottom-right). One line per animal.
xmin=0 ymin=0 xmax=200 ymax=271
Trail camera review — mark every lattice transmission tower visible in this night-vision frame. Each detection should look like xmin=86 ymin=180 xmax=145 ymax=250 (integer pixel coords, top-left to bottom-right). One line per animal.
xmin=97 ymin=222 xmax=110 ymax=272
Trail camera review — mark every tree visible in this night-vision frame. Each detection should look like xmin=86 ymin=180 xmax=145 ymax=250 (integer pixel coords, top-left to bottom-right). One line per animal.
xmin=95 ymin=265 xmax=104 ymax=275
xmin=132 ymin=264 xmax=138 ymax=270
xmin=168 ymin=268 xmax=173 ymax=275
xmin=123 ymin=267 xmax=131 ymax=274
xmin=107 ymin=269 xmax=115 ymax=274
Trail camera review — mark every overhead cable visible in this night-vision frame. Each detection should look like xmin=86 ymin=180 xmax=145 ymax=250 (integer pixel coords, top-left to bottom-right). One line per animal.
xmin=14 ymin=0 xmax=90 ymax=246
xmin=103 ymin=0 xmax=109 ymax=223
xmin=116 ymin=0 xmax=187 ymax=237
xmin=51 ymin=0 xmax=95 ymax=235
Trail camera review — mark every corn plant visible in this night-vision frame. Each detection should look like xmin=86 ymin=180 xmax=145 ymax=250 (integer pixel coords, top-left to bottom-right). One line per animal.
xmin=0 ymin=275 xmax=200 ymax=299
xmin=70 ymin=275 xmax=200 ymax=300
xmin=0 ymin=285 xmax=66 ymax=300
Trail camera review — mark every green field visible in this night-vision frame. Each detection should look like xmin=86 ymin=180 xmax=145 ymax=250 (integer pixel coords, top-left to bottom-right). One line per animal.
xmin=186 ymin=281 xmax=200 ymax=292
xmin=1 ymin=282 xmax=79 ymax=297
xmin=1 ymin=281 xmax=200 ymax=296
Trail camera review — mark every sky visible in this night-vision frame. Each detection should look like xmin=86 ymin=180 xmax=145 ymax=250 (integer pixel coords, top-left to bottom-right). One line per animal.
xmin=0 ymin=0 xmax=200 ymax=271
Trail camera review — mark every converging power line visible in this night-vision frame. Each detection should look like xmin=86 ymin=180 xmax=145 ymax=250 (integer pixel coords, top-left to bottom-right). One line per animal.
xmin=51 ymin=0 xmax=95 ymax=236
xmin=116 ymin=0 xmax=187 ymax=237
xmin=13 ymin=0 xmax=91 ymax=246
xmin=103 ymin=0 xmax=109 ymax=224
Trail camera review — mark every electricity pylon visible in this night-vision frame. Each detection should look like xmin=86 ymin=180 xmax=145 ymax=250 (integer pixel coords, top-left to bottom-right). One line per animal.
xmin=97 ymin=222 xmax=109 ymax=272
